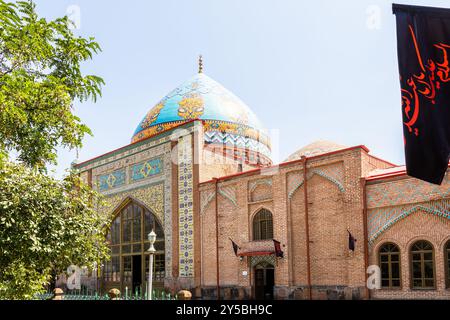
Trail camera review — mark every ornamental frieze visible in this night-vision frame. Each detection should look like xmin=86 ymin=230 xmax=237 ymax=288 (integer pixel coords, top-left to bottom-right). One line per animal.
xmin=98 ymin=182 xmax=165 ymax=224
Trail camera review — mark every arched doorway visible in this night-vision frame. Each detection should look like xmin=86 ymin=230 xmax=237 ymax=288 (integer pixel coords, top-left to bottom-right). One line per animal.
xmin=254 ymin=262 xmax=274 ymax=300
xmin=103 ymin=200 xmax=165 ymax=295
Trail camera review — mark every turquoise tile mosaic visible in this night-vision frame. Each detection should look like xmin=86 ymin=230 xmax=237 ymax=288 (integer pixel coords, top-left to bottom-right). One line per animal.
xmin=131 ymin=157 xmax=163 ymax=182
xmin=98 ymin=169 xmax=126 ymax=191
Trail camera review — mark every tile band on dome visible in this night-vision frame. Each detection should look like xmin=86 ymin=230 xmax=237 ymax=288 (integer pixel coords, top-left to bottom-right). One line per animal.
xmin=204 ymin=131 xmax=271 ymax=158
xmin=133 ymin=119 xmax=271 ymax=149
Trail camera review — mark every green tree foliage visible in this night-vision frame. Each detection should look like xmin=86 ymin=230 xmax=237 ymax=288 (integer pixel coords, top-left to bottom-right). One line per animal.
xmin=0 ymin=161 xmax=110 ymax=299
xmin=0 ymin=0 xmax=104 ymax=168
xmin=0 ymin=1 xmax=109 ymax=299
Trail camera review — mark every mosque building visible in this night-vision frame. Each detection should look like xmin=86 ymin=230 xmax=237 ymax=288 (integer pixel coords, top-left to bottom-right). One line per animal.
xmin=72 ymin=59 xmax=450 ymax=300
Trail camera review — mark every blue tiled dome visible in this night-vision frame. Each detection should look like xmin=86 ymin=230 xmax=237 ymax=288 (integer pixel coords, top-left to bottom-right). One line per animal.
xmin=132 ymin=73 xmax=272 ymax=165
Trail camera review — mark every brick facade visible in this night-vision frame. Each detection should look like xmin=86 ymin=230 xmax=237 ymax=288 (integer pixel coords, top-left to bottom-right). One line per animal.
xmin=73 ymin=122 xmax=450 ymax=299
xmin=199 ymin=146 xmax=450 ymax=300
xmin=367 ymin=172 xmax=450 ymax=299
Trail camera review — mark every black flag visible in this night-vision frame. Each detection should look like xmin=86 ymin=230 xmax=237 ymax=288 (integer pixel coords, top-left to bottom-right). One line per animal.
xmin=348 ymin=230 xmax=356 ymax=251
xmin=393 ymin=4 xmax=450 ymax=185
xmin=229 ymin=238 xmax=240 ymax=256
xmin=273 ymin=240 xmax=284 ymax=258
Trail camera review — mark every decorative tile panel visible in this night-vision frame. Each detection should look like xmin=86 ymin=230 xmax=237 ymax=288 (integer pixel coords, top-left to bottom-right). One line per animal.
xmin=162 ymin=150 xmax=173 ymax=279
xmin=77 ymin=136 xmax=176 ymax=281
xmin=77 ymin=133 xmax=171 ymax=172
xmin=200 ymin=189 xmax=216 ymax=215
xmin=249 ymin=178 xmax=273 ymax=193
xmin=249 ymin=255 xmax=276 ymax=268
xmin=367 ymin=172 xmax=450 ymax=243
xmin=219 ymin=185 xmax=238 ymax=207
xmin=287 ymin=171 xmax=302 ymax=196
xmin=204 ymin=131 xmax=271 ymax=159
xmin=368 ymin=199 xmax=450 ymax=244
xmin=199 ymin=185 xmax=238 ymax=215
xmin=98 ymin=169 xmax=126 ymax=192
xmin=367 ymin=172 xmax=450 ymax=209
xmin=288 ymin=163 xmax=345 ymax=199
xmin=131 ymin=157 xmax=163 ymax=182
xmin=98 ymin=182 xmax=165 ymax=224
xmin=178 ymin=134 xmax=194 ymax=277
xmin=249 ymin=178 xmax=272 ymax=202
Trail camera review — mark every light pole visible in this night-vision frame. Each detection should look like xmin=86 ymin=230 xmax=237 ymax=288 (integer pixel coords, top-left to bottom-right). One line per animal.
xmin=147 ymin=230 xmax=156 ymax=300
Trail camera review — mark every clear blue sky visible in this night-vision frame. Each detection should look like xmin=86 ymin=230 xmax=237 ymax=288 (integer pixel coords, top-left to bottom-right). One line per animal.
xmin=31 ymin=0 xmax=450 ymax=177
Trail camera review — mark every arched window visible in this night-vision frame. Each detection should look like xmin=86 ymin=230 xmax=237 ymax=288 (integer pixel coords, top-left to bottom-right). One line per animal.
xmin=445 ymin=240 xmax=450 ymax=288
xmin=410 ymin=240 xmax=435 ymax=289
xmin=379 ymin=243 xmax=401 ymax=289
xmin=253 ymin=209 xmax=273 ymax=240
xmin=104 ymin=201 xmax=165 ymax=293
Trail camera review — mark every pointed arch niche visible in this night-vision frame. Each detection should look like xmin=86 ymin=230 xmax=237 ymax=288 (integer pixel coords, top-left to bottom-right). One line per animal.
xmin=103 ymin=198 xmax=165 ymax=294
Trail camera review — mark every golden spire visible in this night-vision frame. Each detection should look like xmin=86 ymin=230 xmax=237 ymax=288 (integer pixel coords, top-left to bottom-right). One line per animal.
xmin=198 ymin=55 xmax=203 ymax=73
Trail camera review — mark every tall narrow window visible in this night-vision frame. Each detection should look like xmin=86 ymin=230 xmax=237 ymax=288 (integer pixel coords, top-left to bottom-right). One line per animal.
xmin=410 ymin=240 xmax=435 ymax=289
xmin=445 ymin=240 xmax=450 ymax=288
xmin=252 ymin=209 xmax=273 ymax=240
xmin=379 ymin=243 xmax=401 ymax=288
xmin=104 ymin=201 xmax=165 ymax=291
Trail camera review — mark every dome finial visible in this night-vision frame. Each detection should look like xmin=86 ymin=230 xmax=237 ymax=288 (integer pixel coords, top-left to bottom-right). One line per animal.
xmin=198 ymin=54 xmax=203 ymax=73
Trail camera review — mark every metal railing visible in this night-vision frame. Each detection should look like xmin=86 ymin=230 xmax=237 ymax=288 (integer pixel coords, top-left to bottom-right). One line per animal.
xmin=35 ymin=288 xmax=178 ymax=300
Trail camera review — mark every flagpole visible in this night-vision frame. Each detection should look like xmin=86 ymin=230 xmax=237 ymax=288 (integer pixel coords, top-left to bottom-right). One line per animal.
xmin=302 ymin=156 xmax=312 ymax=300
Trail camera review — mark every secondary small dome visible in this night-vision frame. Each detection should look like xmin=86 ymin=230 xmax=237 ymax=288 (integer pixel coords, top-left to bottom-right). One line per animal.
xmin=132 ymin=72 xmax=272 ymax=165
xmin=285 ymin=140 xmax=347 ymax=161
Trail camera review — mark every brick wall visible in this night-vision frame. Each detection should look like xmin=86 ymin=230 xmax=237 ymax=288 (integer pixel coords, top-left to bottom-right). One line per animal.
xmin=367 ymin=172 xmax=450 ymax=299
xmin=198 ymin=146 xmax=390 ymax=299
xmin=369 ymin=212 xmax=450 ymax=299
